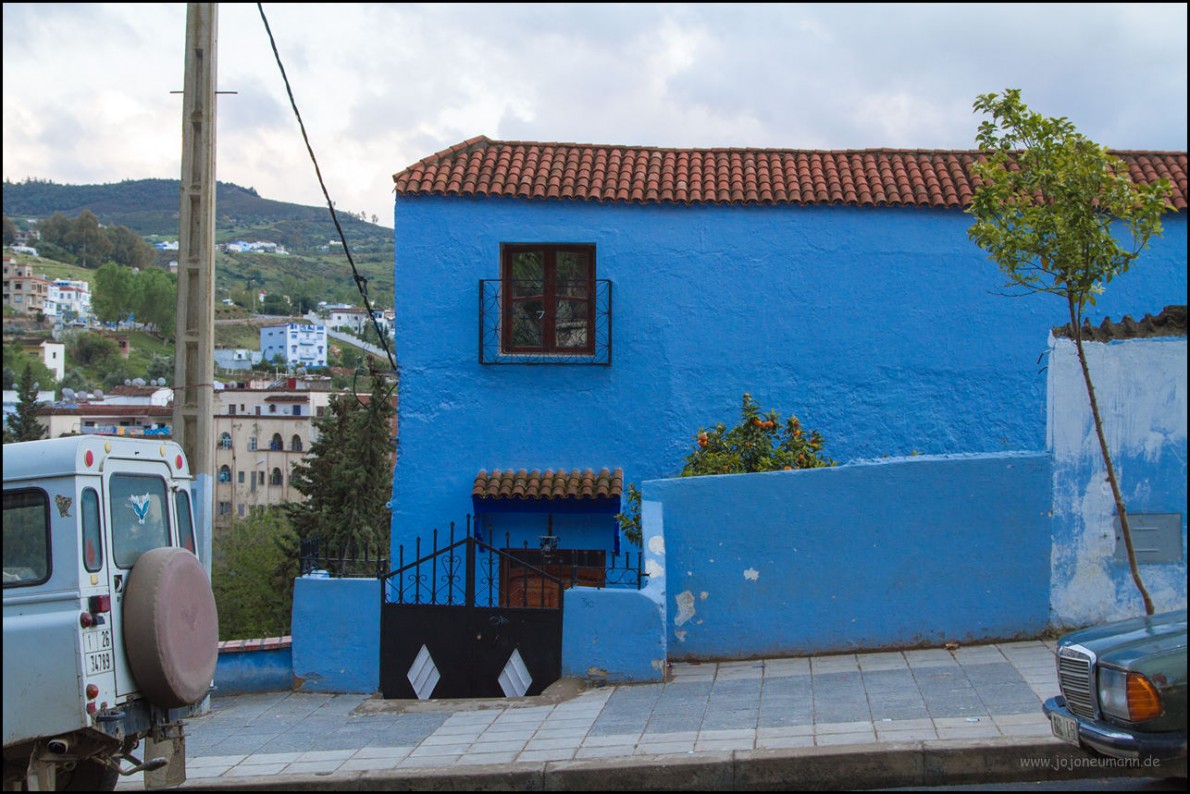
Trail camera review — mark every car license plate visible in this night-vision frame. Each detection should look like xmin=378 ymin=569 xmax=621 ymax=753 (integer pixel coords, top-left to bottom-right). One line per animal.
xmin=86 ymin=650 xmax=114 ymax=675
xmin=1050 ymin=711 xmax=1080 ymax=745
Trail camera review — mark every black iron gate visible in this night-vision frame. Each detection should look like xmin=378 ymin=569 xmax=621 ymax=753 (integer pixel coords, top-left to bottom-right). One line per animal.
xmin=380 ymin=519 xmax=564 ymax=699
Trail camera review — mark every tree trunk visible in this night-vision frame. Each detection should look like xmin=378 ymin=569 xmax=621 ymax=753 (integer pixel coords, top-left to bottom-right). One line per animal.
xmin=1067 ymin=296 xmax=1155 ymax=616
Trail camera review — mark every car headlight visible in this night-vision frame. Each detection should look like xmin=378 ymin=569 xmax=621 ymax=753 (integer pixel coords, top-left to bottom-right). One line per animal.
xmin=1098 ymin=667 xmax=1164 ymax=722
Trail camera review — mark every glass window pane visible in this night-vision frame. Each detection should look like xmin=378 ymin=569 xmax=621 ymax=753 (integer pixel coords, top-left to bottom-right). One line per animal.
xmin=510 ymin=251 xmax=544 ymax=297
xmin=555 ymin=299 xmax=589 ymax=348
xmin=509 ymin=300 xmax=544 ymax=347
xmin=175 ymin=489 xmax=196 ymax=555
xmin=110 ymin=475 xmax=171 ymax=569
xmin=3 ymin=489 xmax=50 ymax=586
xmin=556 ymin=252 xmax=591 ymax=297
xmin=82 ymin=488 xmax=103 ymax=572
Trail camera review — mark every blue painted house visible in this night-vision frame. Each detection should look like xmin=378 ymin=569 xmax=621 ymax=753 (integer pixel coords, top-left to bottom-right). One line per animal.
xmin=389 ymin=137 xmax=1187 ymax=562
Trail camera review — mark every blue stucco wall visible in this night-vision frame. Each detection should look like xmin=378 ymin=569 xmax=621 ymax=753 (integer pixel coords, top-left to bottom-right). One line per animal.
xmin=645 ymin=452 xmax=1053 ymax=660
xmin=1048 ymin=335 xmax=1188 ymax=627
xmin=562 ymin=587 xmax=666 ymax=683
xmin=391 ymin=196 xmax=1185 ymax=551
xmin=291 ymin=576 xmax=379 ymax=693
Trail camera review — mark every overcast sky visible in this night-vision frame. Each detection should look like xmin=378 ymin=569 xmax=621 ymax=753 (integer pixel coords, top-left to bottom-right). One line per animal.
xmin=3 ymin=3 xmax=1186 ymax=228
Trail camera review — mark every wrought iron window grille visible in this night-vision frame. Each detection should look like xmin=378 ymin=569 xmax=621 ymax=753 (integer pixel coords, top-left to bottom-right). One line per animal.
xmin=479 ymin=279 xmax=612 ymax=365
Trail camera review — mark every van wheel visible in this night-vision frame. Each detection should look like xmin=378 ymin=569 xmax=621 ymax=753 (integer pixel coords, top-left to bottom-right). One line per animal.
xmin=59 ymin=759 xmax=118 ymax=791
xmin=123 ymin=547 xmax=219 ymax=708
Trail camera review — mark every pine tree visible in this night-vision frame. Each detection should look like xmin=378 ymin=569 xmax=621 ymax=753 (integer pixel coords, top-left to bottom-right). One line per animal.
xmin=286 ymin=365 xmax=396 ymax=573
xmin=6 ymin=363 xmax=49 ymax=443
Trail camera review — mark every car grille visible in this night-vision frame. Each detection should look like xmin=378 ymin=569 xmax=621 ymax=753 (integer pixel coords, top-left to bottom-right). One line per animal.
xmin=1057 ymin=646 xmax=1096 ymax=719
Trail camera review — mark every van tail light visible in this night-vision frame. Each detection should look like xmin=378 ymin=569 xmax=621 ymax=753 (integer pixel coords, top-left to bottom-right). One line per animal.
xmin=80 ymin=611 xmax=94 ymax=628
xmin=89 ymin=595 xmax=111 ymax=613
xmin=86 ymin=684 xmax=99 ymax=700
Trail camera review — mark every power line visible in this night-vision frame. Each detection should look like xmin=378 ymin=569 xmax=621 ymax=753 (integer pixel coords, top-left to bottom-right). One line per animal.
xmin=255 ymin=3 xmax=397 ymax=379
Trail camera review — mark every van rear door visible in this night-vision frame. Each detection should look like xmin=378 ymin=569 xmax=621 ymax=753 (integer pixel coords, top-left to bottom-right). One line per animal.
xmin=105 ymin=460 xmax=178 ymax=699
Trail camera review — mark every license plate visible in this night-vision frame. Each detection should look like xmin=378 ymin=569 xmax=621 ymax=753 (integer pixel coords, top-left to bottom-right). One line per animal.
xmin=1050 ymin=711 xmax=1080 ymax=745
xmin=86 ymin=650 xmax=114 ymax=675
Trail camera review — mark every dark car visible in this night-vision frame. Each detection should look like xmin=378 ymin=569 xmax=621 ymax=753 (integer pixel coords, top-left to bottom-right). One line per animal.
xmin=1044 ymin=608 xmax=1187 ymax=777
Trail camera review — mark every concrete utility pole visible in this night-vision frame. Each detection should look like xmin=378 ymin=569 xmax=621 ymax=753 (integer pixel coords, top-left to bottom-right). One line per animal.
xmin=174 ymin=2 xmax=217 ymax=571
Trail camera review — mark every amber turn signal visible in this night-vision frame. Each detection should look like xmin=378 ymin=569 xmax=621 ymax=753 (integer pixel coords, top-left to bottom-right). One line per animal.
xmin=1126 ymin=673 xmax=1164 ymax=721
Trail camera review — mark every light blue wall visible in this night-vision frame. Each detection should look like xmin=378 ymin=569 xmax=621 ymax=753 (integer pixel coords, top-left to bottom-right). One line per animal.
xmin=645 ymin=452 xmax=1053 ymax=660
xmin=214 ymin=647 xmax=292 ymax=695
xmin=391 ymin=196 xmax=1185 ymax=550
xmin=1049 ymin=336 xmax=1188 ymax=627
xmin=291 ymin=576 xmax=379 ymax=693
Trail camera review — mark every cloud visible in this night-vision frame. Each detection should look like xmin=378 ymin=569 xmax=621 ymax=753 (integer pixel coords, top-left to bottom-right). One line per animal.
xmin=3 ymin=3 xmax=1186 ymax=229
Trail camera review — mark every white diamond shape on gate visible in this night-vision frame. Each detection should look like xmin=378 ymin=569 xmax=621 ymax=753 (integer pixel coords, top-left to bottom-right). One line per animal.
xmin=498 ymin=647 xmax=532 ymax=698
xmin=407 ymin=644 xmax=440 ymax=701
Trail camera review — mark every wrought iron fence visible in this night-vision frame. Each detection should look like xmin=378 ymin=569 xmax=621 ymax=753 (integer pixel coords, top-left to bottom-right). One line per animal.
xmin=299 ymin=536 xmax=388 ymax=579
xmin=479 ymin=279 xmax=612 ymax=364
xmin=383 ymin=515 xmax=646 ymax=609
xmin=383 ymin=517 xmax=564 ymax=610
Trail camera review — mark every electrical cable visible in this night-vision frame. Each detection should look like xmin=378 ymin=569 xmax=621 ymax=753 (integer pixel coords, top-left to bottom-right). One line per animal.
xmin=256 ymin=3 xmax=398 ymax=400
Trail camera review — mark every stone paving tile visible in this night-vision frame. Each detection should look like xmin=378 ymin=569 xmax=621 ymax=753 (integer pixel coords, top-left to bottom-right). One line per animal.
xmin=815 ymin=720 xmax=874 ymax=735
xmin=763 ymin=657 xmax=811 ymax=677
xmin=351 ymin=745 xmax=413 ymax=760
xmin=811 ymin=654 xmax=859 ymax=673
xmin=757 ymin=734 xmax=816 ymax=750
xmin=283 ymin=759 xmax=346 ymax=775
xmin=581 ymin=732 xmax=641 ymax=747
xmin=636 ymin=739 xmax=696 ymax=754
xmin=517 ymin=748 xmax=577 ymax=762
xmin=815 ymin=731 xmax=875 ymax=746
xmin=857 ymin=652 xmax=909 ymax=671
xmin=226 ymin=762 xmax=287 ymax=777
xmin=876 ymin=727 xmax=938 ymax=741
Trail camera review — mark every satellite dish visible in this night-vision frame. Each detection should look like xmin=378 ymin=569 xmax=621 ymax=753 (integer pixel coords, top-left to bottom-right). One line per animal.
xmin=133 ymin=378 xmax=145 ymax=387
xmin=158 ymin=378 xmax=167 ymax=387
xmin=93 ymin=389 xmax=104 ymax=399
xmin=63 ymin=388 xmax=76 ymax=399
xmin=125 ymin=380 xmax=132 ymax=386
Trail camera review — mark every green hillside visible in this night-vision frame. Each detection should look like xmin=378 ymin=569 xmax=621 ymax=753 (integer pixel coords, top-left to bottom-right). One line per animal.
xmin=2 ymin=178 xmax=395 ymax=310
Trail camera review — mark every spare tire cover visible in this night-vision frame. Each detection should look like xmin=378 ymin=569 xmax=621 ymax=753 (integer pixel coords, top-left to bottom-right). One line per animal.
xmin=123 ymin=547 xmax=219 ymax=708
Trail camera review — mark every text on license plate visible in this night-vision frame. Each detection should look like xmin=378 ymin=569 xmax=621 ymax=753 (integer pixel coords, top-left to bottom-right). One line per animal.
xmin=86 ymin=651 xmax=113 ymax=675
xmin=1050 ymin=711 xmax=1080 ymax=745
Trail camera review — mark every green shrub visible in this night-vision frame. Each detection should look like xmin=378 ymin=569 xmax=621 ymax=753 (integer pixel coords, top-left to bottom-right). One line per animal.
xmin=211 ymin=507 xmax=299 ymax=640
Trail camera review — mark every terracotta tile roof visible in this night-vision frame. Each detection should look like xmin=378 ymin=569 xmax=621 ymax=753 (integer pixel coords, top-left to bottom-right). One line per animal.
xmin=472 ymin=468 xmax=624 ymax=501
xmin=393 ymin=136 xmax=1188 ymax=211
xmin=1054 ymin=305 xmax=1187 ymax=342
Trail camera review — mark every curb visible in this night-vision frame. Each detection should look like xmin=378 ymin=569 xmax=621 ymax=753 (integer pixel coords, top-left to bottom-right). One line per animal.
xmin=164 ymin=737 xmax=1177 ymax=791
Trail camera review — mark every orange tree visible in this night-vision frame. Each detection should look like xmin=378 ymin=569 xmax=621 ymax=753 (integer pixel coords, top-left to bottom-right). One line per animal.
xmin=681 ymin=393 xmax=834 ymax=476
xmin=617 ymin=393 xmax=835 ymax=546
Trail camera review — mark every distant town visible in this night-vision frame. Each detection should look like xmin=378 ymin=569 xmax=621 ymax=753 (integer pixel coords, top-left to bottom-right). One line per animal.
xmin=3 ymin=217 xmax=396 ymax=527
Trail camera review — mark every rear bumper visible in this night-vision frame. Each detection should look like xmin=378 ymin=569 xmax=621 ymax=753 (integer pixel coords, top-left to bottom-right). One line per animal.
xmin=1044 ymin=695 xmax=1187 ymax=762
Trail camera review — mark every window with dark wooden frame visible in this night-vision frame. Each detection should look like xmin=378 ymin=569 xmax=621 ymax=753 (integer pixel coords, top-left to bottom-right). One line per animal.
xmin=501 ymin=244 xmax=596 ymax=355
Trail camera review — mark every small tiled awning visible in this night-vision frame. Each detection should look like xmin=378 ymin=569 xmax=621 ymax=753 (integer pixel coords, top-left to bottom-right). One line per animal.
xmin=472 ymin=468 xmax=623 ymax=502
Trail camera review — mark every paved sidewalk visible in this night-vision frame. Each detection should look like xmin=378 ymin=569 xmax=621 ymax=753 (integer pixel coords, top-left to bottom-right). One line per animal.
xmin=119 ymin=639 xmax=1079 ymax=790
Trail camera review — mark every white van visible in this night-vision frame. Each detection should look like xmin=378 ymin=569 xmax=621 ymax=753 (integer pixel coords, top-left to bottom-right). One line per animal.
xmin=3 ymin=437 xmax=218 ymax=790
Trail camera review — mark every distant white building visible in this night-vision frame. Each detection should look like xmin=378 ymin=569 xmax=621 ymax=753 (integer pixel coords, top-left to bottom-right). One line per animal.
xmin=260 ymin=323 xmax=327 ymax=369
xmin=102 ymin=384 xmax=174 ymax=407
xmin=46 ymin=278 xmax=93 ymax=321
xmin=223 ymin=240 xmax=286 ymax=255
xmin=38 ymin=341 xmax=65 ymax=382
xmin=324 ymin=307 xmax=370 ymax=334
xmin=214 ymin=348 xmax=264 ymax=372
